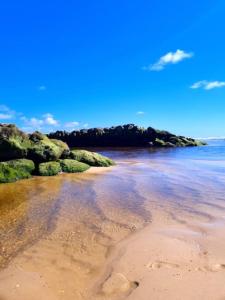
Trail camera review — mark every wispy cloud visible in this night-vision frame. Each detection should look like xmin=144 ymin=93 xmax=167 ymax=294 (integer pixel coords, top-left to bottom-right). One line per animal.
xmin=38 ymin=85 xmax=47 ymax=91
xmin=0 ymin=105 xmax=10 ymax=112
xmin=64 ymin=121 xmax=80 ymax=128
xmin=190 ymin=80 xmax=225 ymax=90
xmin=143 ymin=49 xmax=193 ymax=71
xmin=43 ymin=113 xmax=59 ymax=126
xmin=0 ymin=104 xmax=89 ymax=133
xmin=20 ymin=116 xmax=44 ymax=129
xmin=0 ymin=113 xmax=13 ymax=120
xmin=136 ymin=111 xmax=145 ymax=115
xmin=21 ymin=113 xmax=59 ymax=131
xmin=0 ymin=104 xmax=15 ymax=120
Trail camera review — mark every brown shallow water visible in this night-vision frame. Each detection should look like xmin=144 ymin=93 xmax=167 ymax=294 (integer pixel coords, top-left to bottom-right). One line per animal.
xmin=0 ymin=145 xmax=225 ymax=299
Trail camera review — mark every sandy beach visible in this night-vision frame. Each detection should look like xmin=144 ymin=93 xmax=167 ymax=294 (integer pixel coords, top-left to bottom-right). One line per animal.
xmin=0 ymin=0 xmax=224 ymax=297
xmin=0 ymin=147 xmax=225 ymax=300
xmin=92 ymin=207 xmax=225 ymax=300
xmin=2 ymin=198 xmax=225 ymax=300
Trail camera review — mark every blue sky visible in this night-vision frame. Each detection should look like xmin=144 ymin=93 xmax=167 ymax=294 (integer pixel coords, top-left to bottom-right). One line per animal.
xmin=0 ymin=0 xmax=224 ymax=138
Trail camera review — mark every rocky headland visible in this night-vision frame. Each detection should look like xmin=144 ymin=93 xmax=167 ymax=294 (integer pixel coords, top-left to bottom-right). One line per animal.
xmin=0 ymin=124 xmax=114 ymax=183
xmin=48 ymin=124 xmax=206 ymax=148
xmin=0 ymin=123 xmax=206 ymax=183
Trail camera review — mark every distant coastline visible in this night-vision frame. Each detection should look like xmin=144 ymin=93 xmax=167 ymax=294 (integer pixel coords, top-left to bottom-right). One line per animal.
xmin=196 ymin=137 xmax=225 ymax=141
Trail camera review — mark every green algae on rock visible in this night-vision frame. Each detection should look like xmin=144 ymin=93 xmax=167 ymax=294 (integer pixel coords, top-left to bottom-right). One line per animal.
xmin=38 ymin=161 xmax=62 ymax=176
xmin=70 ymin=150 xmax=115 ymax=167
xmin=7 ymin=159 xmax=35 ymax=173
xmin=60 ymin=159 xmax=90 ymax=173
xmin=0 ymin=159 xmax=35 ymax=183
xmin=0 ymin=124 xmax=31 ymax=161
xmin=28 ymin=132 xmax=69 ymax=163
xmin=0 ymin=124 xmax=115 ymax=183
xmin=51 ymin=138 xmax=70 ymax=158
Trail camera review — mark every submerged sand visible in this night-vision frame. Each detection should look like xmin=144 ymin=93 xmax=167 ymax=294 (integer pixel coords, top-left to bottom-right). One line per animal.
xmin=0 ymin=149 xmax=225 ymax=300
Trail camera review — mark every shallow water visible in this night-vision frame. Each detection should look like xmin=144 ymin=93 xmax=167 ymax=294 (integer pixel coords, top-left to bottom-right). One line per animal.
xmin=0 ymin=141 xmax=225 ymax=299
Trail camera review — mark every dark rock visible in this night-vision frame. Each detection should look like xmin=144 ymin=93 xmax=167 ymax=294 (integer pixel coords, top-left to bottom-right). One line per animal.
xmin=48 ymin=124 xmax=206 ymax=148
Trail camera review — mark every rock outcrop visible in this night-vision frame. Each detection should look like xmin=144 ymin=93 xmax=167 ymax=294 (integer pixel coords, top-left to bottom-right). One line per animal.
xmin=28 ymin=131 xmax=69 ymax=163
xmin=60 ymin=159 xmax=90 ymax=173
xmin=48 ymin=124 xmax=206 ymax=148
xmin=69 ymin=150 xmax=115 ymax=167
xmin=0 ymin=124 xmax=115 ymax=183
xmin=0 ymin=159 xmax=35 ymax=183
xmin=0 ymin=124 xmax=31 ymax=161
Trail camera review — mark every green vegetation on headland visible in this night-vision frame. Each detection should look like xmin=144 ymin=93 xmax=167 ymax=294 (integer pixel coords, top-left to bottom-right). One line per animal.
xmin=48 ymin=124 xmax=207 ymax=148
xmin=0 ymin=124 xmax=115 ymax=183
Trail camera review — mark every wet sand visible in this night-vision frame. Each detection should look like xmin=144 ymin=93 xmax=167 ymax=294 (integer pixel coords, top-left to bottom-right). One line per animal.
xmin=0 ymin=147 xmax=225 ymax=299
xmin=92 ymin=209 xmax=225 ymax=300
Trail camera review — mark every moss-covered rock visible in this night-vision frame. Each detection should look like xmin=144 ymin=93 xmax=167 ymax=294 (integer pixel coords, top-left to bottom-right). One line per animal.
xmin=60 ymin=159 xmax=90 ymax=173
xmin=0 ymin=159 xmax=35 ymax=183
xmin=0 ymin=126 xmax=71 ymax=164
xmin=38 ymin=161 xmax=61 ymax=176
xmin=0 ymin=124 xmax=31 ymax=161
xmin=28 ymin=132 xmax=68 ymax=163
xmin=70 ymin=150 xmax=115 ymax=167
xmin=50 ymin=139 xmax=70 ymax=158
xmin=7 ymin=159 xmax=35 ymax=173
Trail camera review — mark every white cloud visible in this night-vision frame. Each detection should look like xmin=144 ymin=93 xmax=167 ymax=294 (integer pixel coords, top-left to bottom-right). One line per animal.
xmin=0 ymin=104 xmax=89 ymax=134
xmin=38 ymin=85 xmax=47 ymax=91
xmin=64 ymin=121 xmax=80 ymax=128
xmin=144 ymin=49 xmax=193 ymax=71
xmin=0 ymin=113 xmax=13 ymax=120
xmin=0 ymin=104 xmax=15 ymax=120
xmin=43 ymin=113 xmax=59 ymax=126
xmin=21 ymin=116 xmax=44 ymax=128
xmin=190 ymin=80 xmax=225 ymax=90
xmin=190 ymin=80 xmax=207 ymax=89
xmin=20 ymin=113 xmax=59 ymax=131
xmin=136 ymin=111 xmax=145 ymax=115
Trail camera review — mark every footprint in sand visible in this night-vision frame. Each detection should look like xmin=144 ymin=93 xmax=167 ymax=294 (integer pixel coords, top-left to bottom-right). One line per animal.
xmin=197 ymin=264 xmax=225 ymax=272
xmin=147 ymin=261 xmax=180 ymax=270
xmin=101 ymin=272 xmax=139 ymax=296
